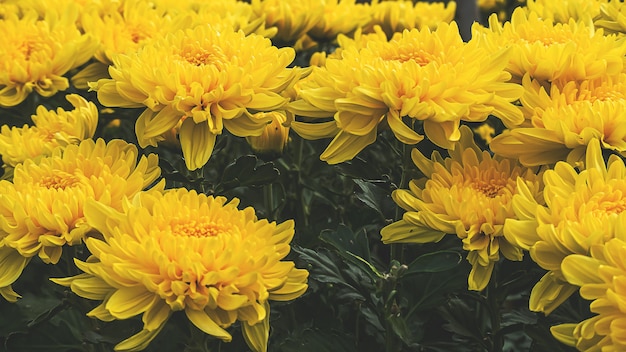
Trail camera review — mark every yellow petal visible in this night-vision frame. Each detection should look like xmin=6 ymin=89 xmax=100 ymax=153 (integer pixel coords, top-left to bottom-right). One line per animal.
xmin=114 ymin=326 xmax=166 ymax=352
xmin=0 ymin=247 xmax=30 ymax=288
xmin=290 ymin=121 xmax=339 ymax=140
xmin=550 ymin=324 xmax=578 ymax=347
xmin=180 ymin=118 xmax=217 ymax=171
xmin=185 ymin=308 xmax=232 ymax=342
xmin=386 ymin=110 xmax=424 ymax=145
xmin=105 ymin=286 xmax=157 ymax=319
xmin=380 ymin=218 xmax=446 ymax=244
xmin=320 ymin=129 xmax=377 ymax=164
xmin=241 ymin=301 xmax=270 ymax=352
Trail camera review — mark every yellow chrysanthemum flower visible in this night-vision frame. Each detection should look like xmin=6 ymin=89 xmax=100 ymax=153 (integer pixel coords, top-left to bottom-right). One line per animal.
xmin=251 ymin=0 xmax=324 ymax=43
xmin=473 ymin=7 xmax=626 ymax=83
xmin=288 ymin=23 xmax=523 ymax=164
xmin=595 ymin=0 xmax=626 ymax=36
xmin=0 ymin=8 xmax=97 ymax=107
xmin=381 ymin=126 xmax=543 ymax=291
xmin=307 ymin=0 xmax=371 ymax=41
xmin=52 ymin=188 xmax=308 ymax=352
xmin=0 ymin=138 xmax=161 ymax=302
xmin=72 ymin=0 xmax=189 ymax=89
xmin=525 ymin=0 xmax=607 ymax=23
xmin=504 ymin=139 xmax=626 ymax=314
xmin=0 ymin=94 xmax=98 ymax=167
xmin=551 ymin=238 xmax=626 ymax=351
xmin=364 ymin=0 xmax=457 ymax=38
xmin=90 ymin=24 xmax=300 ymax=170
xmin=490 ymin=73 xmax=626 ymax=166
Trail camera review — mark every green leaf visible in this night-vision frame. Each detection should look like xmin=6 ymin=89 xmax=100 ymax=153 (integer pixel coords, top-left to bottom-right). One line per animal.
xmin=352 ymin=179 xmax=392 ymax=218
xmin=216 ymin=155 xmax=280 ymax=192
xmin=404 ymin=250 xmax=463 ymax=276
xmin=320 ymin=225 xmax=382 ymax=280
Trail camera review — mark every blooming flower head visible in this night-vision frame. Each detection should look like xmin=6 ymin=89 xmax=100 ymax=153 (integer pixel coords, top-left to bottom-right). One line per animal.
xmin=364 ymin=0 xmax=457 ymax=38
xmin=525 ymin=0 xmax=607 ymax=23
xmin=473 ymin=7 xmax=626 ymax=83
xmin=595 ymin=0 xmax=626 ymax=36
xmin=490 ymin=73 xmax=626 ymax=166
xmin=504 ymin=139 xmax=626 ymax=314
xmin=52 ymin=188 xmax=308 ymax=352
xmin=91 ymin=24 xmax=301 ymax=170
xmin=381 ymin=126 xmax=543 ymax=291
xmin=0 ymin=138 xmax=161 ymax=302
xmin=0 ymin=94 xmax=98 ymax=167
xmin=288 ymin=22 xmax=523 ymax=164
xmin=0 ymin=7 xmax=97 ymax=107
xmin=72 ymin=0 xmax=189 ymax=89
xmin=307 ymin=0 xmax=371 ymax=42
xmin=251 ymin=0 xmax=325 ymax=43
xmin=551 ymin=238 xmax=626 ymax=351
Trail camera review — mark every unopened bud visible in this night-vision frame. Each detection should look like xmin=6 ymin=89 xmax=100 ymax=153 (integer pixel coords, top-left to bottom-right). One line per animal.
xmin=246 ymin=111 xmax=290 ymax=160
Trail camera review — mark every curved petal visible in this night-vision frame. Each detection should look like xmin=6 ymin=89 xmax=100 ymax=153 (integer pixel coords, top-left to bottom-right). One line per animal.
xmin=185 ymin=308 xmax=232 ymax=342
xmin=180 ymin=118 xmax=217 ymax=170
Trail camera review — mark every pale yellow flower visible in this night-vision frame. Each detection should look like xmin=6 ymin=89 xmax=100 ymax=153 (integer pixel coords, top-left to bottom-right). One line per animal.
xmin=473 ymin=7 xmax=626 ymax=83
xmin=364 ymin=0 xmax=457 ymax=38
xmin=251 ymin=0 xmax=324 ymax=43
xmin=53 ymin=188 xmax=308 ymax=352
xmin=72 ymin=0 xmax=189 ymax=89
xmin=91 ymin=24 xmax=301 ymax=170
xmin=595 ymin=0 xmax=626 ymax=36
xmin=381 ymin=126 xmax=543 ymax=291
xmin=0 ymin=138 xmax=161 ymax=302
xmin=288 ymin=23 xmax=523 ymax=164
xmin=0 ymin=8 xmax=97 ymax=106
xmin=307 ymin=0 xmax=371 ymax=41
xmin=504 ymin=139 xmax=626 ymax=314
xmin=0 ymin=94 xmax=98 ymax=167
xmin=525 ymin=0 xmax=607 ymax=23
xmin=551 ymin=238 xmax=626 ymax=351
xmin=490 ymin=73 xmax=626 ymax=166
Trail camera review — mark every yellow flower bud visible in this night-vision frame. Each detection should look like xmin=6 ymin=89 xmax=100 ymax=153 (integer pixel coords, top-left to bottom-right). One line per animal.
xmin=246 ymin=111 xmax=290 ymax=160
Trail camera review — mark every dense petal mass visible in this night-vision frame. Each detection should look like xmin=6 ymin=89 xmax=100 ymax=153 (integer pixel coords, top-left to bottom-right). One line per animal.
xmin=0 ymin=94 xmax=98 ymax=167
xmin=551 ymin=238 xmax=626 ymax=351
xmin=504 ymin=139 xmax=626 ymax=314
xmin=52 ymin=189 xmax=308 ymax=352
xmin=381 ymin=126 xmax=543 ymax=291
xmin=473 ymin=7 xmax=626 ymax=83
xmin=91 ymin=24 xmax=300 ymax=170
xmin=491 ymin=73 xmax=626 ymax=166
xmin=0 ymin=138 xmax=161 ymax=301
xmin=0 ymin=7 xmax=97 ymax=106
xmin=288 ymin=22 xmax=523 ymax=164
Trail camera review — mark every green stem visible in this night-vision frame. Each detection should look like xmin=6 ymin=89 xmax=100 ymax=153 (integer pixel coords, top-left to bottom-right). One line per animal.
xmin=264 ymin=182 xmax=276 ymax=221
xmin=391 ymin=142 xmax=413 ymax=264
xmin=487 ymin=267 xmax=503 ymax=352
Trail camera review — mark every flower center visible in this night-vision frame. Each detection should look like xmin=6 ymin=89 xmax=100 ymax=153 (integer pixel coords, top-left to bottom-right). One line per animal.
xmin=471 ymin=179 xmax=508 ymax=198
xmin=384 ymin=48 xmax=435 ymax=66
xmin=172 ymin=219 xmax=228 ymax=238
xmin=38 ymin=171 xmax=81 ymax=190
xmin=179 ymin=44 xmax=228 ymax=67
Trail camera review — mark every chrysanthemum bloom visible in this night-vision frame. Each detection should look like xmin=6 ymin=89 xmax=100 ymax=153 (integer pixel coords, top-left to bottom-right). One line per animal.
xmin=490 ymin=73 xmax=626 ymax=166
xmin=525 ymin=0 xmax=607 ymax=24
xmin=0 ymin=138 xmax=161 ymax=302
xmin=72 ymin=0 xmax=189 ymax=89
xmin=503 ymin=139 xmax=626 ymax=314
xmin=595 ymin=0 xmax=626 ymax=36
xmin=363 ymin=0 xmax=456 ymax=38
xmin=0 ymin=94 xmax=98 ymax=167
xmin=473 ymin=8 xmax=626 ymax=83
xmin=52 ymin=188 xmax=308 ymax=352
xmin=287 ymin=22 xmax=523 ymax=164
xmin=251 ymin=0 xmax=324 ymax=44
xmin=90 ymin=24 xmax=300 ymax=170
xmin=307 ymin=0 xmax=371 ymax=42
xmin=551 ymin=238 xmax=626 ymax=351
xmin=380 ymin=126 xmax=543 ymax=291
xmin=0 ymin=8 xmax=97 ymax=107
